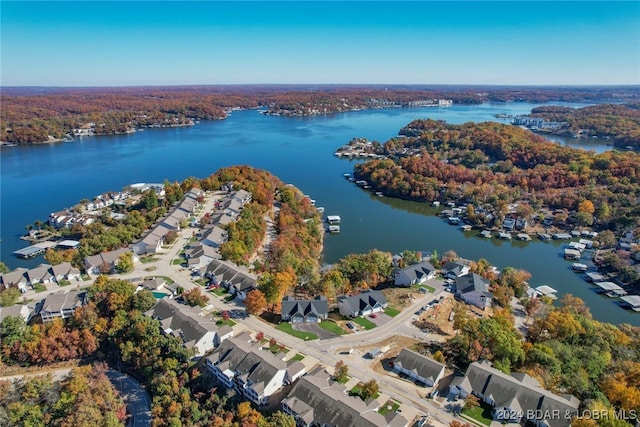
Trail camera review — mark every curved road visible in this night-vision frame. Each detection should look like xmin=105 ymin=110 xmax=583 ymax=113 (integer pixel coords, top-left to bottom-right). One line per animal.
xmin=106 ymin=370 xmax=152 ymax=427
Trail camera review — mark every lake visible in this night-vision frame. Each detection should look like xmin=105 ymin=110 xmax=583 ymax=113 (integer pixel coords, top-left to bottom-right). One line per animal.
xmin=1 ymin=102 xmax=636 ymax=325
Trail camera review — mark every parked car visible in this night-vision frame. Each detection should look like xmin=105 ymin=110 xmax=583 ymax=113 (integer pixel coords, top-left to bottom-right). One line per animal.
xmin=369 ymin=313 xmax=377 ymax=318
xmin=346 ymin=322 xmax=355 ymax=330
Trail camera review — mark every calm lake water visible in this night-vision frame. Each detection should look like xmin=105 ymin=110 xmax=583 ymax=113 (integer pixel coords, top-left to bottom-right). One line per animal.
xmin=2 ymin=102 xmax=636 ymax=325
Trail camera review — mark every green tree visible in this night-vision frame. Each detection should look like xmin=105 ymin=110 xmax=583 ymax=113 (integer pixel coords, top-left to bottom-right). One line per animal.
xmin=116 ymin=252 xmax=133 ymax=274
xmin=0 ymin=262 xmax=10 ymax=274
xmin=143 ymin=190 xmax=159 ymax=211
xmin=0 ymin=288 xmax=21 ymax=306
xmin=182 ymin=287 xmax=208 ymax=307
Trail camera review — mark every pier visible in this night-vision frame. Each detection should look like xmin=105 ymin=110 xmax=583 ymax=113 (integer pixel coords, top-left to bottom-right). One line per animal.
xmin=13 ymin=241 xmax=57 ymax=258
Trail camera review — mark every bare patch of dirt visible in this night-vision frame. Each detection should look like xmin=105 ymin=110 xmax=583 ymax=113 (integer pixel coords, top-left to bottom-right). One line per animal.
xmin=381 ymin=287 xmax=422 ymax=309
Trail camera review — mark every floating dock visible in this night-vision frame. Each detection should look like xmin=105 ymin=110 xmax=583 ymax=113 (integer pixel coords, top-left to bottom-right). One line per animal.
xmin=571 ymin=263 xmax=588 ymax=272
xmin=328 ymin=225 xmax=341 ymax=233
xmin=13 ymin=241 xmax=57 ymax=258
xmin=326 ymin=215 xmax=341 ymax=224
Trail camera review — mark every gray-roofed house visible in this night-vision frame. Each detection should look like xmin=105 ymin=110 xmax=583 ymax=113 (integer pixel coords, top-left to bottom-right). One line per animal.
xmin=50 ymin=262 xmax=81 ymax=283
xmin=0 ymin=268 xmax=29 ymax=293
xmin=201 ymin=226 xmax=228 ymax=249
xmin=204 ymin=259 xmax=257 ymax=300
xmin=442 ymin=261 xmax=471 ymax=279
xmin=337 ymin=290 xmax=388 ymax=318
xmin=455 ymin=273 xmax=492 ymax=310
xmin=37 ymin=290 xmax=88 ymax=323
xmin=84 ymin=248 xmax=132 ymax=275
xmin=205 ymin=331 xmax=297 ymax=406
xmin=464 ymin=360 xmax=579 ymax=427
xmin=139 ymin=277 xmax=167 ymax=292
xmin=281 ymin=296 xmax=328 ymax=323
xmin=233 ymin=189 xmax=252 ymax=206
xmin=391 ymin=348 xmax=446 ymax=387
xmin=145 ymin=298 xmax=232 ymax=357
xmin=394 ymin=261 xmax=437 ymax=286
xmin=448 ymin=375 xmax=472 ymax=399
xmin=0 ymin=305 xmax=31 ymax=323
xmin=26 ymin=263 xmax=55 ymax=286
xmin=281 ymin=366 xmax=409 ymax=427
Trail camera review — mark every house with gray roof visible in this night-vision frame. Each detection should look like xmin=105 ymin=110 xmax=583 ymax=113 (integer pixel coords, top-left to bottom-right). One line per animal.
xmin=145 ymin=298 xmax=232 ymax=357
xmin=282 ymin=366 xmax=409 ymax=427
xmin=338 ymin=290 xmax=388 ymax=318
xmin=204 ymin=259 xmax=257 ymax=300
xmin=186 ymin=244 xmax=221 ymax=270
xmin=26 ymin=263 xmax=55 ymax=286
xmin=0 ymin=268 xmax=29 ymax=293
xmin=37 ymin=289 xmax=88 ymax=323
xmin=205 ymin=331 xmax=302 ymax=406
xmin=448 ymin=375 xmax=472 ymax=398
xmin=464 ymin=360 xmax=579 ymax=427
xmin=394 ymin=261 xmax=436 ymax=286
xmin=442 ymin=261 xmax=471 ymax=279
xmin=0 ymin=305 xmax=31 ymax=323
xmin=84 ymin=248 xmax=131 ymax=274
xmin=281 ymin=296 xmax=328 ymax=323
xmin=391 ymin=348 xmax=446 ymax=387
xmin=455 ymin=273 xmax=492 ymax=309
xmin=50 ymin=262 xmax=81 ymax=283
xmin=233 ymin=189 xmax=252 ymax=206
xmin=201 ymin=226 xmax=228 ymax=249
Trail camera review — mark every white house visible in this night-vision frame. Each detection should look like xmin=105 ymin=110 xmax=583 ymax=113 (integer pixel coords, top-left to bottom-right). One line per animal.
xmin=337 ymin=290 xmax=388 ymax=318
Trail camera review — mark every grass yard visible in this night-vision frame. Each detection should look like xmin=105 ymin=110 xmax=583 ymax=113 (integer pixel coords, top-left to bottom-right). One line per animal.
xmin=34 ymin=284 xmax=47 ymax=293
xmin=140 ymin=256 xmax=160 ymax=264
xmin=412 ymin=284 xmax=436 ymax=293
xmin=211 ymin=288 xmax=227 ymax=296
xmin=194 ymin=278 xmax=207 ymax=286
xmin=58 ymin=279 xmax=71 ymax=287
xmin=461 ymin=403 xmax=493 ymax=426
xmin=378 ymin=400 xmax=400 ymax=415
xmin=384 ymin=307 xmax=401 ymax=317
xmin=172 ymin=258 xmax=186 ymax=265
xmin=353 ymin=317 xmax=376 ymax=330
xmin=290 ymin=353 xmax=305 ymax=362
xmin=349 ymin=384 xmax=380 ymax=400
xmin=336 ymin=375 xmax=350 ymax=384
xmin=276 ymin=323 xmax=318 ymax=341
xmin=216 ymin=319 xmax=236 ymax=327
xmin=148 ymin=276 xmax=174 ymax=284
xmin=318 ymin=320 xmax=346 ymax=335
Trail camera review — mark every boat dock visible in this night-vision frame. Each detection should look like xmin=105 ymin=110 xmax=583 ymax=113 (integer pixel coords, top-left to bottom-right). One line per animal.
xmin=572 ymin=263 xmax=588 ymax=272
xmin=594 ymin=281 xmax=627 ymax=297
xmin=326 ymin=215 xmax=341 ymax=224
xmin=13 ymin=241 xmax=57 ymax=258
xmin=516 ymin=233 xmax=532 ymax=241
xmin=328 ymin=225 xmax=341 ymax=233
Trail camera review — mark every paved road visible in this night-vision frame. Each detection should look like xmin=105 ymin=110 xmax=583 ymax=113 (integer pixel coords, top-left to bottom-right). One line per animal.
xmin=106 ymin=370 xmax=152 ymax=427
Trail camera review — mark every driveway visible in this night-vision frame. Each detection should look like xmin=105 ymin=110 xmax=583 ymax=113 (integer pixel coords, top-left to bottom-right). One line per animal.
xmin=292 ymin=322 xmax=337 ymax=340
xmin=367 ymin=312 xmax=392 ymax=327
xmin=106 ymin=370 xmax=152 ymax=427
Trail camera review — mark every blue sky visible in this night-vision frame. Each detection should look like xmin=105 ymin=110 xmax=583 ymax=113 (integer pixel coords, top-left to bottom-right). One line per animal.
xmin=1 ymin=1 xmax=639 ymax=86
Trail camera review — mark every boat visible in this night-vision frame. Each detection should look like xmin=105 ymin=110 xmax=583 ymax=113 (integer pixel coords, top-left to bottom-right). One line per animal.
xmin=498 ymin=231 xmax=512 ymax=240
xmin=375 ymin=192 xmax=384 ymax=197
xmin=571 ymin=263 xmax=588 ymax=272
xmin=479 ymin=230 xmax=492 ymax=238
xmin=344 ymin=173 xmax=351 ymax=179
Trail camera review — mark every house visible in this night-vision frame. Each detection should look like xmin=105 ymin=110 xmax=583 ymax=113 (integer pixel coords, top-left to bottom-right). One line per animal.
xmin=463 ymin=360 xmax=579 ymax=427
xmin=37 ymin=290 xmax=88 ymax=323
xmin=233 ymin=189 xmax=252 ymax=206
xmin=502 ymin=218 xmax=516 ymax=231
xmin=281 ymin=366 xmax=409 ymax=427
xmin=201 ymin=226 xmax=228 ymax=249
xmin=26 ymin=263 xmax=55 ymax=286
xmin=394 ymin=261 xmax=436 ymax=286
xmin=455 ymin=273 xmax=492 ymax=309
xmin=448 ymin=375 xmax=472 ymax=399
xmin=139 ymin=277 xmax=167 ymax=292
xmin=145 ymin=298 xmax=233 ymax=357
xmin=337 ymin=290 xmax=388 ymax=318
xmin=515 ymin=219 xmax=528 ymax=231
xmin=204 ymin=259 xmax=257 ymax=300
xmin=442 ymin=261 xmax=470 ymax=279
xmin=186 ymin=244 xmax=221 ymax=270
xmin=0 ymin=268 xmax=29 ymax=293
xmin=0 ymin=305 xmax=31 ymax=323
xmin=50 ymin=262 xmax=81 ymax=283
xmin=84 ymin=248 xmax=131 ymax=274
xmin=205 ymin=331 xmax=301 ymax=406
xmin=391 ymin=348 xmax=446 ymax=387
xmin=280 ymin=296 xmax=328 ymax=323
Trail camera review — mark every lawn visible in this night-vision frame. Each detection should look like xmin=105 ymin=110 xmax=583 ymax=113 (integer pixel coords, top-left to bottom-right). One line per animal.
xmin=172 ymin=258 xmax=185 ymax=265
xmin=461 ymin=403 xmax=493 ymax=426
xmin=318 ymin=320 xmax=346 ymax=335
xmin=148 ymin=276 xmax=175 ymax=284
xmin=349 ymin=384 xmax=380 ymax=400
xmin=216 ymin=319 xmax=236 ymax=327
xmin=336 ymin=375 xmax=350 ymax=384
xmin=412 ymin=284 xmax=436 ymax=293
xmin=378 ymin=400 xmax=400 ymax=415
xmin=211 ymin=288 xmax=227 ymax=296
xmin=276 ymin=323 xmax=318 ymax=341
xmin=194 ymin=278 xmax=207 ymax=286
xmin=290 ymin=353 xmax=305 ymax=362
xmin=34 ymin=284 xmax=47 ymax=293
xmin=58 ymin=279 xmax=71 ymax=287
xmin=140 ymin=256 xmax=160 ymax=264
xmin=353 ymin=317 xmax=376 ymax=330
xmin=384 ymin=307 xmax=401 ymax=317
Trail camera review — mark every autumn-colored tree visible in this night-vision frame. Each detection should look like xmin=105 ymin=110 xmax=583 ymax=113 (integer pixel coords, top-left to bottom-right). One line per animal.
xmin=578 ymin=199 xmax=595 ymax=214
xmin=464 ymin=394 xmax=480 ymax=410
xmin=244 ymin=289 xmax=267 ymax=316
xmin=182 ymin=287 xmax=208 ymax=307
xmin=359 ymin=379 xmax=379 ymax=400
xmin=334 ymin=360 xmax=349 ymax=382
xmin=221 ymin=310 xmax=230 ymax=321
xmin=432 ymin=350 xmax=446 ymax=363
xmin=116 ymin=251 xmax=134 ymax=273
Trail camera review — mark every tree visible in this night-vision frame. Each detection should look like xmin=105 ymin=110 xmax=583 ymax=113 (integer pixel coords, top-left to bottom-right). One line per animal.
xmin=116 ymin=252 xmax=133 ymax=273
xmin=595 ymin=230 xmax=617 ymax=248
xmin=578 ymin=200 xmax=595 ymax=214
xmin=182 ymin=288 xmax=208 ymax=307
xmin=143 ymin=190 xmax=159 ymax=211
xmin=360 ymin=379 xmax=379 ymax=400
xmin=0 ymin=288 xmax=21 ymax=306
xmin=221 ymin=310 xmax=230 ymax=321
xmin=165 ymin=229 xmax=178 ymax=244
xmin=464 ymin=394 xmax=480 ymax=411
xmin=575 ymin=211 xmax=594 ymax=226
xmin=267 ymin=411 xmax=296 ymax=427
xmin=334 ymin=360 xmax=349 ymax=382
xmin=0 ymin=262 xmax=10 ymax=274
xmin=244 ymin=289 xmax=267 ymax=316
xmin=432 ymin=350 xmax=446 ymax=363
